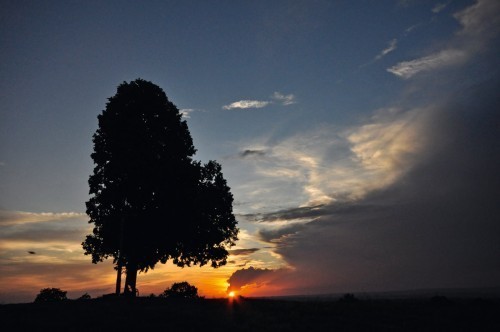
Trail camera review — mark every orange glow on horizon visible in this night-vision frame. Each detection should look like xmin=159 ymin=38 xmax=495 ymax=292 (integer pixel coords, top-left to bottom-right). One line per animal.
xmin=228 ymin=291 xmax=235 ymax=298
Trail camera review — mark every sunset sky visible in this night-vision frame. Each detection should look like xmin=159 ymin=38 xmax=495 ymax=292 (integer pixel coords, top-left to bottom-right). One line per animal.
xmin=1 ymin=0 xmax=500 ymax=303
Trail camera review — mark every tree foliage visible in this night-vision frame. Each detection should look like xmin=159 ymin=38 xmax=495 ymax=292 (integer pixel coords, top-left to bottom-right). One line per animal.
xmin=160 ymin=281 xmax=200 ymax=299
xmin=82 ymin=79 xmax=238 ymax=294
xmin=34 ymin=288 xmax=68 ymax=302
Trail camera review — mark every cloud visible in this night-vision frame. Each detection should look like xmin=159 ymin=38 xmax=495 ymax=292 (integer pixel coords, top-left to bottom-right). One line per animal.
xmin=375 ymin=39 xmax=398 ymax=60
xmin=432 ymin=2 xmax=448 ymax=13
xmin=0 ymin=210 xmax=86 ymax=226
xmin=224 ymin=0 xmax=500 ymax=297
xmin=223 ymin=100 xmax=270 ymax=110
xmin=272 ymin=92 xmax=296 ymax=105
xmin=0 ymin=210 xmax=113 ymax=303
xmin=228 ymin=248 xmax=260 ymax=256
xmin=387 ymin=49 xmax=467 ymax=78
xmin=231 ymin=74 xmax=500 ymax=295
xmin=234 ymin=106 xmax=428 ymax=210
xmin=0 ymin=260 xmax=116 ymax=303
xmin=226 ymin=266 xmax=289 ymax=293
xmin=247 ymin=205 xmax=325 ymax=223
xmin=258 ymin=223 xmax=309 ymax=243
xmin=240 ymin=149 xmax=266 ymax=158
xmin=223 ymin=92 xmax=296 ymax=110
xmin=388 ymin=0 xmax=500 ymax=79
xmin=454 ymin=0 xmax=500 ymax=37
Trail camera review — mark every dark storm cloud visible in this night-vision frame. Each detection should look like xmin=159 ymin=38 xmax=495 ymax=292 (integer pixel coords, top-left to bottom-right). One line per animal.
xmin=228 ymin=74 xmax=500 ymax=295
xmin=228 ymin=248 xmax=260 ymax=256
xmin=240 ymin=149 xmax=266 ymax=158
xmin=258 ymin=223 xmax=309 ymax=243
xmin=247 ymin=205 xmax=325 ymax=222
xmin=227 ymin=266 xmax=288 ymax=292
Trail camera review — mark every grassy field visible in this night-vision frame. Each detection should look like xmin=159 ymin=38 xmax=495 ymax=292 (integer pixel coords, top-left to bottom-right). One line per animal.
xmin=1 ymin=296 xmax=499 ymax=331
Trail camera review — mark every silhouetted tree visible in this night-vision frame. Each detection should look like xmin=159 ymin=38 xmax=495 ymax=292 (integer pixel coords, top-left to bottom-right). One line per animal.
xmin=82 ymin=79 xmax=238 ymax=297
xmin=160 ymin=282 xmax=200 ymax=299
xmin=34 ymin=288 xmax=67 ymax=302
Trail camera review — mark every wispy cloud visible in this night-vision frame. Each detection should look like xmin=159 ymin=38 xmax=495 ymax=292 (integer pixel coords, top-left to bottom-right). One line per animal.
xmin=375 ymin=39 xmax=398 ymax=60
xmin=272 ymin=92 xmax=296 ymax=105
xmin=432 ymin=2 xmax=448 ymax=13
xmin=388 ymin=49 xmax=467 ymax=79
xmin=223 ymin=100 xmax=270 ymax=110
xmin=388 ymin=0 xmax=500 ymax=79
xmin=223 ymin=92 xmax=296 ymax=110
xmin=0 ymin=210 xmax=86 ymax=226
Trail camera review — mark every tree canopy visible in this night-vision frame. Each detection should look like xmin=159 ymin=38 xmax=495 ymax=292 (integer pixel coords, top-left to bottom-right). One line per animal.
xmin=82 ymin=79 xmax=238 ymax=295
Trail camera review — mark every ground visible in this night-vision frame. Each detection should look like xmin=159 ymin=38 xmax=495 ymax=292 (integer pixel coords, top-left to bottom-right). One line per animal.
xmin=1 ymin=296 xmax=499 ymax=331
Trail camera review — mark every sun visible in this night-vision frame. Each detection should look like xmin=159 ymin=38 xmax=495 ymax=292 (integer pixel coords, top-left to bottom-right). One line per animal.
xmin=228 ymin=291 xmax=235 ymax=298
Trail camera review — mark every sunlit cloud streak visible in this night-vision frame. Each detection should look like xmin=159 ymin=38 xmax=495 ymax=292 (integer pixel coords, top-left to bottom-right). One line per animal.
xmin=223 ymin=100 xmax=270 ymax=110
xmin=223 ymin=91 xmax=296 ymax=110
xmin=388 ymin=49 xmax=467 ymax=78
xmin=375 ymin=39 xmax=398 ymax=60
xmin=0 ymin=210 xmax=85 ymax=226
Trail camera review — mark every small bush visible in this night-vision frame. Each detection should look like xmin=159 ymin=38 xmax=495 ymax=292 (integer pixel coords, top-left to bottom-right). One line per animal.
xmin=34 ymin=288 xmax=68 ymax=302
xmin=159 ymin=282 xmax=199 ymax=299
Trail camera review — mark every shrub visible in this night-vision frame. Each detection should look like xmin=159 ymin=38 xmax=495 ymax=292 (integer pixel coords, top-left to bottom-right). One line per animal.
xmin=159 ymin=282 xmax=199 ymax=299
xmin=34 ymin=288 xmax=68 ymax=302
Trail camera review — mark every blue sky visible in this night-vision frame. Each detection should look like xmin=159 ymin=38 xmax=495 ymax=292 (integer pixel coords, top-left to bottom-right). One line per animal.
xmin=1 ymin=0 xmax=499 ymax=302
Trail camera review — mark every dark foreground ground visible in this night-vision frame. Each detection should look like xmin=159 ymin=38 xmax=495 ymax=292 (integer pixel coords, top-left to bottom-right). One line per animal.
xmin=1 ymin=296 xmax=499 ymax=331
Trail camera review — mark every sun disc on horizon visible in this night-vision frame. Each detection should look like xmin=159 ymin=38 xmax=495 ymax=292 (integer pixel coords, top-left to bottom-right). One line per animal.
xmin=228 ymin=291 xmax=235 ymax=298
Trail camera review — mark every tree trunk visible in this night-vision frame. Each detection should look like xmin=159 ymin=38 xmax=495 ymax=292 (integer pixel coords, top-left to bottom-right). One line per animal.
xmin=116 ymin=214 xmax=125 ymax=295
xmin=123 ymin=264 xmax=138 ymax=297
xmin=115 ymin=262 xmax=122 ymax=295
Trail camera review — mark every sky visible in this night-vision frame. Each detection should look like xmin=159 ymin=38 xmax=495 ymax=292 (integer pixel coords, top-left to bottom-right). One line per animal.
xmin=1 ymin=0 xmax=499 ymax=303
